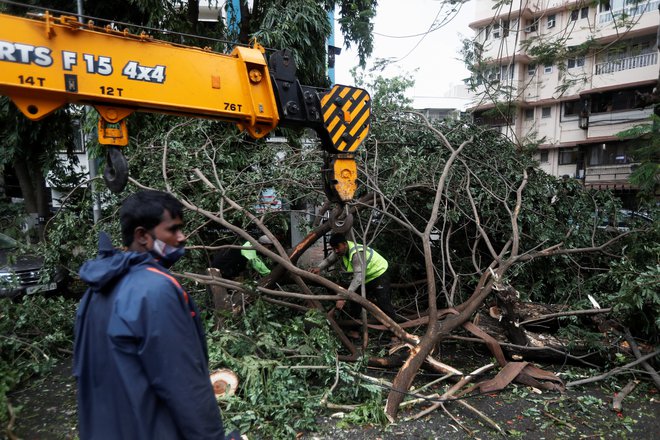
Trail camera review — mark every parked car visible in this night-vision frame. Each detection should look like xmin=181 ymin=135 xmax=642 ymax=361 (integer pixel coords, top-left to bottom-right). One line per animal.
xmin=0 ymin=232 xmax=58 ymax=298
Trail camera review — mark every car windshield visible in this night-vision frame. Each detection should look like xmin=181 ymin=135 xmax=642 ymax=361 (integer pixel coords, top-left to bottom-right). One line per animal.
xmin=0 ymin=233 xmax=18 ymax=250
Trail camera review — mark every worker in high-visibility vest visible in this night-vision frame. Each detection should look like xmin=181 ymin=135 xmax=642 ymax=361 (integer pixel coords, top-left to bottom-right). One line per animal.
xmin=240 ymin=235 xmax=273 ymax=276
xmin=210 ymin=235 xmax=273 ymax=279
xmin=309 ymin=233 xmax=396 ymax=319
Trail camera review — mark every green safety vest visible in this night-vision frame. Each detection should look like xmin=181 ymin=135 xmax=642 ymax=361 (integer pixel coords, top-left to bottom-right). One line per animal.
xmin=240 ymin=241 xmax=271 ymax=276
xmin=340 ymin=241 xmax=388 ymax=283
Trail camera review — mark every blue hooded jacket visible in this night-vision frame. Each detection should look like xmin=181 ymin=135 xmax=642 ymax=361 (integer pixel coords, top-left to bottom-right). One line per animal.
xmin=73 ymin=233 xmax=234 ymax=439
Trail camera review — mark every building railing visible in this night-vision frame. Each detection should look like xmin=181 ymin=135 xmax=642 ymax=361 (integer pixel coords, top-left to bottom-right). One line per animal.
xmin=595 ymin=52 xmax=658 ymax=75
xmin=584 ymin=164 xmax=634 ymax=183
xmin=598 ymin=0 xmax=659 ymax=24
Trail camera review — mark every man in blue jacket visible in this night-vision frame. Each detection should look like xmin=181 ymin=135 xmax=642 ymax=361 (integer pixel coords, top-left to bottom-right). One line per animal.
xmin=73 ymin=190 xmax=239 ymax=440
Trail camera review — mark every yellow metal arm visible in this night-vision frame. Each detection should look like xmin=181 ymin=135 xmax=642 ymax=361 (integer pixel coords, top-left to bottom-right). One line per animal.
xmin=0 ymin=12 xmax=279 ymax=138
xmin=0 ymin=11 xmax=371 ymax=204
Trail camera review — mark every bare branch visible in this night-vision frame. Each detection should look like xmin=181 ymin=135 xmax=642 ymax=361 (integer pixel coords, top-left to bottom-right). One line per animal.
xmin=566 ymin=350 xmax=660 ymax=387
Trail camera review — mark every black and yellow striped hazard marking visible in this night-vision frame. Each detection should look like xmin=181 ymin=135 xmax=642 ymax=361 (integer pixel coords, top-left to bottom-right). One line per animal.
xmin=320 ymin=85 xmax=371 ymax=153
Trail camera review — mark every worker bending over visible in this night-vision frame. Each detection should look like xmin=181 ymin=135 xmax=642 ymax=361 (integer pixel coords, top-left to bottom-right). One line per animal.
xmin=211 ymin=235 xmax=274 ymax=279
xmin=241 ymin=235 xmax=273 ymax=276
xmin=310 ymin=233 xmax=396 ymax=319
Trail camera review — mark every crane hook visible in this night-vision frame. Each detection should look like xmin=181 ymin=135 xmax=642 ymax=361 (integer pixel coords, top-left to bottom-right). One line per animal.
xmin=330 ymin=205 xmax=353 ymax=233
xmin=103 ymin=146 xmax=129 ymax=193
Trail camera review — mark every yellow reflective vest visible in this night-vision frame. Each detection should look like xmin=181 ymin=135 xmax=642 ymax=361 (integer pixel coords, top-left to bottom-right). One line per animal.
xmin=340 ymin=241 xmax=388 ymax=283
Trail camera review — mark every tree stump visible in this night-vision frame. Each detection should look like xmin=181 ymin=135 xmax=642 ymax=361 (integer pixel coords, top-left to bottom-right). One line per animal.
xmin=206 ymin=268 xmax=233 ymax=326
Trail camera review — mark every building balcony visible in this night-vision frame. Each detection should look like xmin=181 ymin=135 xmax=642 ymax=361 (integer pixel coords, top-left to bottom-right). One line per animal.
xmin=470 ymin=0 xmax=583 ymax=25
xmin=584 ymin=164 xmax=635 ymax=185
xmin=595 ymin=52 xmax=658 ymax=75
xmin=598 ymin=0 xmax=659 ymax=25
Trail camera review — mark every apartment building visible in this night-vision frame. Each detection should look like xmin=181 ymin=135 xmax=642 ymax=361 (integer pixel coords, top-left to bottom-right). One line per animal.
xmin=468 ymin=0 xmax=658 ymax=206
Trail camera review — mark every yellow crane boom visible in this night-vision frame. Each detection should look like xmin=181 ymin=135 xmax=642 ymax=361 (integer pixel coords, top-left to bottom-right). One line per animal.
xmin=0 ymin=10 xmax=370 ymax=209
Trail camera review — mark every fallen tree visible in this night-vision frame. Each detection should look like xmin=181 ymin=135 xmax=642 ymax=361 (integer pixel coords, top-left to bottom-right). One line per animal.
xmin=119 ymin=101 xmax=656 ymax=422
xmin=39 ymin=75 xmax=657 ymax=434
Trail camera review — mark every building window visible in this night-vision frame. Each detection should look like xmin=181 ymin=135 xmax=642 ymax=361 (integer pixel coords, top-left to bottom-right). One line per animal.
xmin=540 ymin=151 xmax=549 ymax=163
xmin=501 ymin=64 xmax=514 ymax=80
xmin=480 ymin=26 xmax=490 ymax=42
xmin=71 ymin=119 xmax=86 ymax=153
xmin=567 ymin=57 xmax=585 ymax=69
xmin=547 ymin=14 xmax=556 ymax=29
xmin=590 ymin=86 xmax=653 ymax=113
xmin=563 ymin=100 xmax=580 ymax=117
xmin=559 ymin=149 xmax=579 ymax=165
xmin=541 ymin=107 xmax=552 ymax=118
xmin=527 ymin=64 xmax=536 ymax=76
xmin=510 ymin=18 xmax=519 ymax=31
xmin=572 ymin=7 xmax=589 ymax=20
xmin=525 ymin=20 xmax=538 ymax=33
xmin=493 ymin=22 xmax=501 ymax=39
xmin=588 ymin=143 xmax=631 ymax=166
xmin=631 ymin=40 xmax=652 ymax=56
xmin=524 ymin=108 xmax=535 ymax=120
xmin=502 ymin=20 xmax=510 ymax=37
xmin=492 ymin=20 xmax=510 ymax=39
xmin=543 ymin=64 xmax=553 ymax=74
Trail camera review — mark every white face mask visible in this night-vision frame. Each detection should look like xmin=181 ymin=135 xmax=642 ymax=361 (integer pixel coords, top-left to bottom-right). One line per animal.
xmin=149 ymin=237 xmax=186 ymax=268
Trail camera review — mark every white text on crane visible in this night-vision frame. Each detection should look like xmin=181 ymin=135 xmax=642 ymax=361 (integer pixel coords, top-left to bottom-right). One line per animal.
xmin=0 ymin=40 xmax=166 ymax=84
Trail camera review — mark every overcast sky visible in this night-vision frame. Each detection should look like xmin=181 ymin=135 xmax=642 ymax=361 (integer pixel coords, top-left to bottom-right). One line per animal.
xmin=334 ymin=0 xmax=475 ymax=107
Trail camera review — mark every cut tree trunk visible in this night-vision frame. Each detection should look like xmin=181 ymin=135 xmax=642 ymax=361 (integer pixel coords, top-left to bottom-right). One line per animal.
xmin=494 ymin=285 xmax=528 ymax=346
xmin=471 ymin=300 xmax=618 ymax=365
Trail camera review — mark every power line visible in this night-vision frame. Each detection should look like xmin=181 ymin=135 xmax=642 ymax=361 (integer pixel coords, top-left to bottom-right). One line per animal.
xmin=389 ymin=3 xmax=465 ymax=64
xmin=373 ymin=4 xmax=464 ymax=40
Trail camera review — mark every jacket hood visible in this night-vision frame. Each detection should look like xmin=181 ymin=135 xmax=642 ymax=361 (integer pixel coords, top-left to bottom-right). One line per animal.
xmin=79 ymin=232 xmax=150 ymax=292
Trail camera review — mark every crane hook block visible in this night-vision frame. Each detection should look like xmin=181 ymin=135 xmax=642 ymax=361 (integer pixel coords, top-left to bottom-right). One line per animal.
xmin=323 ymin=154 xmax=357 ymax=203
xmin=98 ymin=118 xmax=129 ymax=146
xmin=103 ymin=146 xmax=129 ymax=193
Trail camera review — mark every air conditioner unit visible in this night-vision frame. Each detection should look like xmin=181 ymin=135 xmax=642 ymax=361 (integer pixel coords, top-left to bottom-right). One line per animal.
xmin=524 ymin=25 xmax=537 ymax=33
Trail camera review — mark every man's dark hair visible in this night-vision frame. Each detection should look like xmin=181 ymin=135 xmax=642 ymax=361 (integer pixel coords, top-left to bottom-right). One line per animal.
xmin=119 ymin=190 xmax=184 ymax=246
xmin=328 ymin=233 xmax=347 ymax=247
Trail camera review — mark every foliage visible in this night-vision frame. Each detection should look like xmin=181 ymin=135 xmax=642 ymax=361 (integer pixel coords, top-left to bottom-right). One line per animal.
xmin=336 ymin=399 xmax=388 ymax=428
xmin=233 ymin=0 xmax=376 ymax=79
xmin=202 ymin=301 xmax=385 ymax=437
xmin=0 ymin=97 xmax=78 ymax=223
xmin=0 ymin=200 xmax=27 ymax=239
xmin=0 ymin=296 xmax=77 ymax=426
xmin=331 ymin=0 xmax=377 ymax=67
xmin=600 ymin=214 xmax=660 ymax=339
xmin=616 ymin=114 xmax=660 ymax=208
xmin=253 ymin=0 xmax=333 ymax=86
xmin=347 ymin=72 xmax=659 ymax=343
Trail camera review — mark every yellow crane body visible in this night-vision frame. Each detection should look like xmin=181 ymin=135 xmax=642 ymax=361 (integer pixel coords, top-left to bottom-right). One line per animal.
xmin=0 ymin=12 xmax=279 ymax=139
xmin=0 ymin=10 xmax=371 ymax=211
